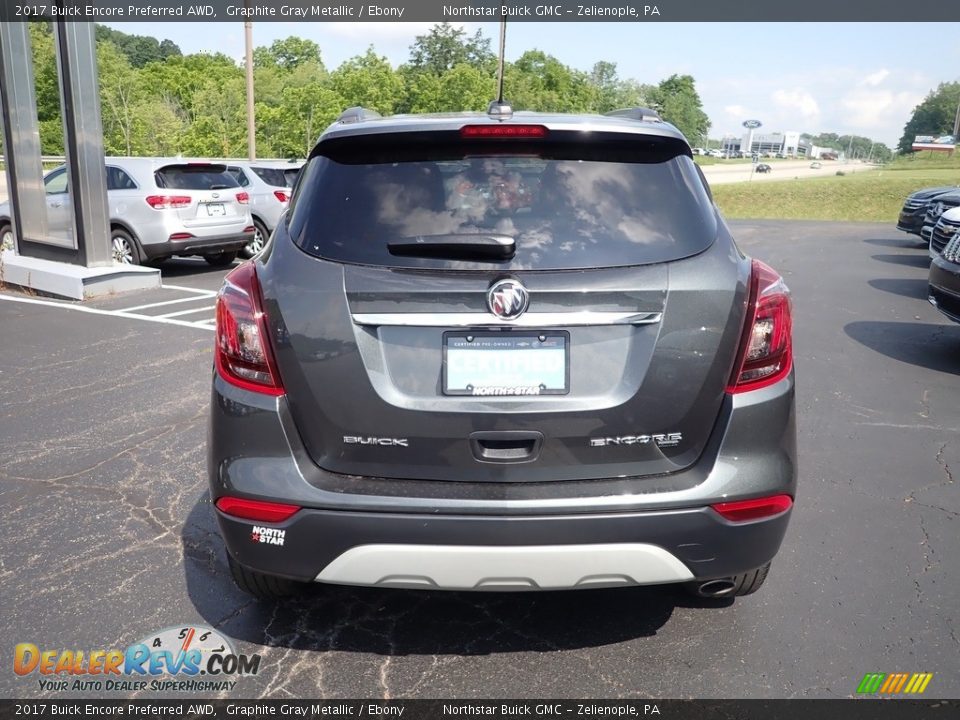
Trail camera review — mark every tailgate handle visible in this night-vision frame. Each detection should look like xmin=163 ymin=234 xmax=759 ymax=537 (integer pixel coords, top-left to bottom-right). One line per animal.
xmin=470 ymin=431 xmax=543 ymax=463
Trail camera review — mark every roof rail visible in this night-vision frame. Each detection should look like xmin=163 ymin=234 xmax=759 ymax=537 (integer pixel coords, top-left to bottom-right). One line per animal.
xmin=604 ymin=107 xmax=662 ymax=123
xmin=337 ymin=107 xmax=382 ymax=124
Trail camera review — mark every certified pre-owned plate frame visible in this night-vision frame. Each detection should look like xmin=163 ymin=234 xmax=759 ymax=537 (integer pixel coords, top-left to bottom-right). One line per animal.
xmin=442 ymin=331 xmax=570 ymax=397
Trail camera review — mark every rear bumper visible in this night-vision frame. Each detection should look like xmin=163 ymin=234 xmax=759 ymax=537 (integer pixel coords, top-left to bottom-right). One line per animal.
xmin=216 ymin=504 xmax=791 ymax=588
xmin=141 ymin=231 xmax=252 ymax=259
xmin=208 ymin=369 xmax=797 ymax=588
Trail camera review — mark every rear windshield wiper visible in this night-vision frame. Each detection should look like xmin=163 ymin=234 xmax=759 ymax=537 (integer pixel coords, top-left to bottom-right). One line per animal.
xmin=387 ymin=234 xmax=516 ymax=260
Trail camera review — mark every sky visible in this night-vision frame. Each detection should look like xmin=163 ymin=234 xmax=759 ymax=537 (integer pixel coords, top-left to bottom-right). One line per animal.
xmin=104 ymin=21 xmax=960 ymax=147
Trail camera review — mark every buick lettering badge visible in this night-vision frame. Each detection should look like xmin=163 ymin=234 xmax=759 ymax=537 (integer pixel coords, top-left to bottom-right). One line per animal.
xmin=487 ymin=279 xmax=530 ymax=320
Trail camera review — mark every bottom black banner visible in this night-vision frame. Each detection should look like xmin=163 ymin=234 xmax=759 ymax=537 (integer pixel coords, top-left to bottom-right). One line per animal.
xmin=0 ymin=700 xmax=955 ymax=720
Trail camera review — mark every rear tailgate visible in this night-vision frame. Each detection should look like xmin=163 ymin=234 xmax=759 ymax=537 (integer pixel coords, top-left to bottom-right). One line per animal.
xmin=263 ymin=130 xmax=748 ymax=483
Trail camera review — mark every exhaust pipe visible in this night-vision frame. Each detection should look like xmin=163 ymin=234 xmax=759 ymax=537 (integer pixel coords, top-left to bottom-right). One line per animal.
xmin=694 ymin=578 xmax=737 ymax=598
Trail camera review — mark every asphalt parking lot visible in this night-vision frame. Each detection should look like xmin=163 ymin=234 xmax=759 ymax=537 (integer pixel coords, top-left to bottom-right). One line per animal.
xmin=1 ymin=220 xmax=957 ymax=699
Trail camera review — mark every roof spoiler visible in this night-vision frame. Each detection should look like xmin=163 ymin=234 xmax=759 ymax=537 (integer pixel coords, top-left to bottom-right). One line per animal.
xmin=604 ymin=107 xmax=663 ymax=123
xmin=337 ymin=107 xmax=382 ymax=124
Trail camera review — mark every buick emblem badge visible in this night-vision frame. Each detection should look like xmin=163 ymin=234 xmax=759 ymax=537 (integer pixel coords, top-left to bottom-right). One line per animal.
xmin=487 ymin=279 xmax=530 ymax=320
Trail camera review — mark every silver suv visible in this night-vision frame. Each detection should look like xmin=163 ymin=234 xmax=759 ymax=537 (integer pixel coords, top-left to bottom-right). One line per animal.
xmin=209 ymin=105 xmax=797 ymax=601
xmin=225 ymin=160 xmax=304 ymax=258
xmin=0 ymin=158 xmax=254 ymax=266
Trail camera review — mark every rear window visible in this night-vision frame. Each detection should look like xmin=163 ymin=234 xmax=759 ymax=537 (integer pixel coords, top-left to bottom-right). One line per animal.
xmin=288 ymin=137 xmax=716 ymax=271
xmin=155 ymin=165 xmax=239 ymax=191
xmin=251 ymin=167 xmax=294 ymax=188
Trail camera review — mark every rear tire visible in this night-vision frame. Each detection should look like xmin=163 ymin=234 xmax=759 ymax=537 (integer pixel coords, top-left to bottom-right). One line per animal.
xmin=685 ymin=562 xmax=771 ymax=599
xmin=227 ymin=552 xmax=303 ymax=600
xmin=240 ymin=219 xmax=268 ymax=259
xmin=203 ymin=250 xmax=238 ymax=267
xmin=111 ymin=227 xmax=142 ymax=265
xmin=1 ymin=222 xmax=14 ymax=252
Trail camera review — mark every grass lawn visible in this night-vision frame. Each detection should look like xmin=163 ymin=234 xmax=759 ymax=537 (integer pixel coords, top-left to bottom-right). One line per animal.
xmin=713 ymin=160 xmax=960 ymax=222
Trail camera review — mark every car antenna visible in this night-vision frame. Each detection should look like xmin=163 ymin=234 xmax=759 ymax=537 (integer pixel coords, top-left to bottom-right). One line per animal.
xmin=487 ymin=19 xmax=512 ymax=117
xmin=496 ymin=19 xmax=507 ymax=103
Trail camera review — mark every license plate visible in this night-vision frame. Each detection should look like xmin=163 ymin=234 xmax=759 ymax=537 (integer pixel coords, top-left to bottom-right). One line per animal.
xmin=443 ymin=332 xmax=569 ymax=396
xmin=205 ymin=203 xmax=226 ymax=217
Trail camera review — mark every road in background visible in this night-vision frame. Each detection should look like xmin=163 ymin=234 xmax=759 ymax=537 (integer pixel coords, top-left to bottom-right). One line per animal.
xmin=1 ymin=221 xmax=957 ymax=699
xmin=701 ymin=159 xmax=877 ymax=185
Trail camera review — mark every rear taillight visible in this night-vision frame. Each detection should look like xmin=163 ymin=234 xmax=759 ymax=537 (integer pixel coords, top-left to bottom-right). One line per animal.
xmin=273 ymin=190 xmax=290 ymax=203
xmin=727 ymin=259 xmax=793 ymax=393
xmin=145 ymin=195 xmax=191 ymax=209
xmin=460 ymin=124 xmax=548 ymax=138
xmin=214 ymin=262 xmax=284 ymax=396
xmin=215 ymin=496 xmax=300 ymax=523
xmin=236 ymin=191 xmax=249 ymax=204
xmin=711 ymin=494 xmax=793 ymax=523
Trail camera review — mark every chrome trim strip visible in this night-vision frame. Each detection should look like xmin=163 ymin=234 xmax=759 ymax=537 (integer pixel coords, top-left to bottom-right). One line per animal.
xmin=351 ymin=311 xmax=662 ymax=328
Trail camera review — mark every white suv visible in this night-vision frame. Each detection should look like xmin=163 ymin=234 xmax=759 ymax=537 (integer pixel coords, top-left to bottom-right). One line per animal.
xmin=225 ymin=160 xmax=304 ymax=258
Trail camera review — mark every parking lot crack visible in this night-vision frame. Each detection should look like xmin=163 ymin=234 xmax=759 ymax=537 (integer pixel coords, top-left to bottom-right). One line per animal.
xmin=935 ymin=442 xmax=955 ymax=485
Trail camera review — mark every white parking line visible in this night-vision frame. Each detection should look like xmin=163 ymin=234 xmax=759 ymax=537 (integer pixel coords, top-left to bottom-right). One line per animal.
xmin=158 ymin=305 xmax=216 ymax=318
xmin=161 ymin=284 xmax=218 ymax=297
xmin=0 ymin=293 xmax=214 ymax=331
xmin=121 ymin=295 xmax=216 ymax=312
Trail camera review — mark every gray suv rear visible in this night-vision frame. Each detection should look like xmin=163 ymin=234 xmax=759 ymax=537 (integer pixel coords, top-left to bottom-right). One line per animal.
xmin=209 ymin=105 xmax=797 ymax=601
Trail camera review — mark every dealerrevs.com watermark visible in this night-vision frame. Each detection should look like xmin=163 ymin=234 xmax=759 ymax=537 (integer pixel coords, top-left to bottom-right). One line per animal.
xmin=13 ymin=625 xmax=261 ymax=693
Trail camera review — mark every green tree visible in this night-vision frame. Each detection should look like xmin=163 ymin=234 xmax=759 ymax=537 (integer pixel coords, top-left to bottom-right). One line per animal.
xmin=27 ymin=24 xmax=63 ymax=153
xmin=330 ymin=48 xmax=403 ymax=115
xmin=649 ymin=74 xmax=711 ymax=143
xmin=94 ymin=24 xmax=181 ymax=67
xmin=405 ymin=63 xmax=492 ymax=113
xmin=897 ymin=81 xmax=960 ymax=154
xmin=506 ymin=50 xmax=594 ymax=112
xmin=97 ymin=41 xmax=144 ymax=155
xmin=408 ymin=23 xmax=494 ymax=75
xmin=276 ymin=83 xmax=344 ymax=156
xmin=131 ymin=97 xmax=185 ymax=155
xmin=588 ymin=61 xmax=654 ymax=113
xmin=253 ymin=37 xmax=323 ymax=71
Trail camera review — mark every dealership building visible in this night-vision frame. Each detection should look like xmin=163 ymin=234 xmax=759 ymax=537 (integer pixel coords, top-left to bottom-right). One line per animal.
xmin=722 ymin=131 xmax=811 ymax=157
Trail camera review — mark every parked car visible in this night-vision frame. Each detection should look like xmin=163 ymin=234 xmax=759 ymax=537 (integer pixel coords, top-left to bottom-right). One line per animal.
xmin=897 ymin=185 xmax=959 ymax=237
xmin=920 ymin=190 xmax=960 ymax=246
xmin=929 ymin=206 xmax=960 ymax=259
xmin=755 ymin=163 xmax=772 ymax=173
xmin=0 ymin=158 xmax=254 ymax=266
xmin=209 ymin=103 xmax=797 ymax=602
xmin=225 ymin=160 xmax=305 ymax=258
xmin=929 ymin=216 xmax=960 ymax=324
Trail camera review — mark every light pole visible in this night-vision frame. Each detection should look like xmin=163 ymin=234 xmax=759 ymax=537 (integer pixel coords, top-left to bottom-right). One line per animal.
xmin=244 ymin=0 xmax=255 ymax=161
xmin=953 ymin=94 xmax=960 ymax=139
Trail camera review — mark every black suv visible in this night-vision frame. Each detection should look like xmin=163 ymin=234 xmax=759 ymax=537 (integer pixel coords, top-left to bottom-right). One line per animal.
xmin=209 ymin=104 xmax=797 ymax=601
xmin=897 ymin=185 xmax=959 ymax=237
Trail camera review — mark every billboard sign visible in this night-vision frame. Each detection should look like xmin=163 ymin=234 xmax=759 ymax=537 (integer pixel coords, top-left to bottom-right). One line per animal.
xmin=912 ymin=135 xmax=956 ymax=152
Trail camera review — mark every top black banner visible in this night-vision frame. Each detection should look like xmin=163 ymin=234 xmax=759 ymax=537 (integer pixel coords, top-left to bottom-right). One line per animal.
xmin=1 ymin=0 xmax=958 ymax=23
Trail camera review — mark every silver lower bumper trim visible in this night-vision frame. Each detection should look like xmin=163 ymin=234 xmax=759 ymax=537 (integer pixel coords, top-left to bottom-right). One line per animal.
xmin=315 ymin=543 xmax=694 ymax=591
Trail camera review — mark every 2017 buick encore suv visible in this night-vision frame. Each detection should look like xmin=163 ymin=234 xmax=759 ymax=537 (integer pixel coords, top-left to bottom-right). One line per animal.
xmin=208 ymin=105 xmax=797 ymax=601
